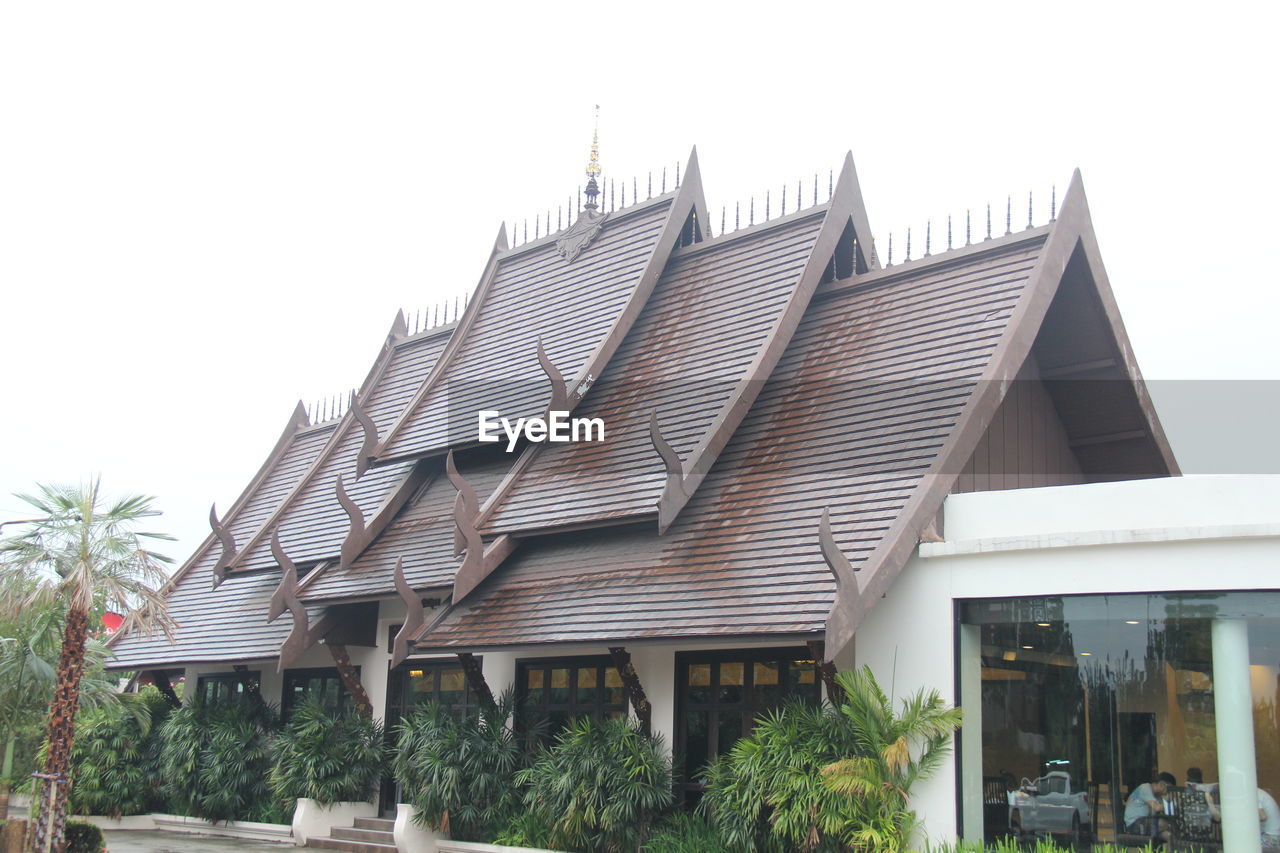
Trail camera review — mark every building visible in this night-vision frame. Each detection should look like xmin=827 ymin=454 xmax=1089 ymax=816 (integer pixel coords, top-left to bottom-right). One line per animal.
xmin=108 ymin=141 xmax=1279 ymax=847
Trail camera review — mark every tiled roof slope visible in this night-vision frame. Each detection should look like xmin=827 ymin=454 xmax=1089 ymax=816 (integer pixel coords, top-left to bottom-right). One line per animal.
xmin=481 ymin=209 xmax=828 ymax=534
xmin=108 ymin=418 xmax=338 ymax=668
xmin=233 ymin=328 xmax=452 ymax=571
xmin=415 ymin=233 xmax=1048 ymax=649
xmin=299 ymin=447 xmax=512 ymax=602
xmin=375 ymin=195 xmax=682 ymax=463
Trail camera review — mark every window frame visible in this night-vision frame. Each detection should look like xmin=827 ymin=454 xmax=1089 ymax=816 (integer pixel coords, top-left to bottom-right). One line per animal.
xmin=673 ymin=647 xmax=822 ymax=803
xmin=515 ymin=654 xmax=629 ymax=740
xmin=195 ymin=670 xmax=260 ymax=706
xmin=281 ymin=665 xmax=357 ymax=721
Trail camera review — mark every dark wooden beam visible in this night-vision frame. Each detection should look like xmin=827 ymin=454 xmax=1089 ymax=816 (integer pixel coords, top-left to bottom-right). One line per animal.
xmin=457 ymin=653 xmax=494 ymax=708
xmin=1068 ymin=429 xmax=1147 ymax=449
xmin=1039 ymin=357 xmax=1118 ymax=379
xmin=608 ymin=647 xmax=652 ymax=732
xmin=807 ymin=640 xmax=843 ymax=705
xmin=149 ymin=670 xmax=181 ymax=708
xmin=327 ymin=643 xmax=373 ymax=717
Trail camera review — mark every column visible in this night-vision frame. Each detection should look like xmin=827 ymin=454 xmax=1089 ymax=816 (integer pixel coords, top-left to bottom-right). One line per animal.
xmin=959 ymin=624 xmax=985 ymax=842
xmin=1213 ymin=617 xmax=1261 ymax=853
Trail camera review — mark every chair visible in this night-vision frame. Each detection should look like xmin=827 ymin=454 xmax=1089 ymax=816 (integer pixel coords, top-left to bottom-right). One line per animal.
xmin=1169 ymin=788 xmax=1222 ymax=851
xmin=982 ymin=777 xmax=1011 ymax=838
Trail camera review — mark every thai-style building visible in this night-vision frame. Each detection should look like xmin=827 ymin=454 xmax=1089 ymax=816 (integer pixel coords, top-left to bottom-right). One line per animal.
xmin=107 ymin=141 xmax=1280 ymax=850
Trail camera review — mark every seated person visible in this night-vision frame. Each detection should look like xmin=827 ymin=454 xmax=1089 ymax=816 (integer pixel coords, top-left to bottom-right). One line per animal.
xmin=1186 ymin=766 xmax=1220 ymax=819
xmin=1125 ymin=772 xmax=1177 ymax=839
xmin=1260 ymin=788 xmax=1280 ymax=849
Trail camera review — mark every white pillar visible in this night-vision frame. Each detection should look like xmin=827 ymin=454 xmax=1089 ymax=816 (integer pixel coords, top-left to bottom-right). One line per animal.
xmin=1213 ymin=617 xmax=1261 ymax=853
xmin=959 ymin=624 xmax=985 ymax=842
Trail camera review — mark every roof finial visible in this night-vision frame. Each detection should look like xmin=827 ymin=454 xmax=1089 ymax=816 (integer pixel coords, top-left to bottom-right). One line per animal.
xmin=583 ymin=104 xmax=602 ymax=212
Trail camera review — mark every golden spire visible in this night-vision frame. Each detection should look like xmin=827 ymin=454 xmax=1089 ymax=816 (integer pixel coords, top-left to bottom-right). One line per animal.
xmin=584 ymin=105 xmax=601 ymax=211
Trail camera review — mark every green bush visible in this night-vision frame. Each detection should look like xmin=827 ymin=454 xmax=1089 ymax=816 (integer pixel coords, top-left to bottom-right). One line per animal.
xmin=156 ymin=697 xmax=282 ymax=823
xmin=392 ymin=692 xmax=528 ymax=842
xmin=64 ymin=819 xmax=106 ymax=853
xmin=69 ymin=687 xmax=171 ymax=817
xmin=701 ymin=666 xmax=962 ymax=853
xmin=269 ymin=696 xmax=384 ymax=806
xmin=640 ymin=812 xmax=726 ymax=853
xmin=512 ymin=715 xmax=673 ymax=853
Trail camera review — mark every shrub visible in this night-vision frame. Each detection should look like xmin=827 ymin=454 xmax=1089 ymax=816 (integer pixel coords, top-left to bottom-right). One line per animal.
xmin=64 ymin=819 xmax=105 ymax=853
xmin=640 ymin=812 xmax=726 ymax=853
xmin=514 ymin=715 xmax=673 ymax=853
xmin=392 ymin=691 xmax=528 ymax=842
xmin=269 ymin=696 xmax=384 ymax=806
xmin=156 ymin=697 xmax=281 ymax=823
xmin=69 ymin=687 xmax=171 ymax=817
xmin=701 ymin=666 xmax=962 ymax=853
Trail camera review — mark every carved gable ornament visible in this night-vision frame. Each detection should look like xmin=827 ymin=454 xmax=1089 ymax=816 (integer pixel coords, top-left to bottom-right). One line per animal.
xmin=556 ymin=209 xmax=608 ymax=263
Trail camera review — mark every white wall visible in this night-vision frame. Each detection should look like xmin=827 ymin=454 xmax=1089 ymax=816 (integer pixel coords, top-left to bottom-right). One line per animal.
xmin=853 ymin=475 xmax=1280 ymax=845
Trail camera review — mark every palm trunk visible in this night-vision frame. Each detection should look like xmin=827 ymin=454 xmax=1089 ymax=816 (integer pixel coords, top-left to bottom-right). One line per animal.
xmin=1 ymin=735 xmax=14 ymax=820
xmin=27 ymin=605 xmax=89 ymax=853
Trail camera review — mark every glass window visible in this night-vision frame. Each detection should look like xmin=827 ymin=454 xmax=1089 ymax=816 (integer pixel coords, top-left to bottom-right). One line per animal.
xmin=959 ymin=592 xmax=1280 ymax=845
xmin=516 ymin=656 xmax=629 ymax=742
xmin=386 ymin=659 xmax=479 ymax=726
xmin=381 ymin=658 xmax=482 ymax=814
xmin=196 ymin=671 xmax=258 ymax=706
xmin=281 ymin=666 xmax=355 ymax=721
xmin=675 ymin=648 xmax=822 ymax=805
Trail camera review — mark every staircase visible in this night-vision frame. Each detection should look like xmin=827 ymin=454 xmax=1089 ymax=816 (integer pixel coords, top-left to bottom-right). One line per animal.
xmin=307 ymin=816 xmax=398 ymax=852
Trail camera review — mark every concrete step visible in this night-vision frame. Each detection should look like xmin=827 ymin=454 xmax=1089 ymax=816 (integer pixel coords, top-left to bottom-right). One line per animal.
xmin=307 ymin=836 xmax=398 ymax=853
xmin=353 ymin=816 xmax=396 ymax=832
xmin=332 ymin=825 xmax=397 ymax=844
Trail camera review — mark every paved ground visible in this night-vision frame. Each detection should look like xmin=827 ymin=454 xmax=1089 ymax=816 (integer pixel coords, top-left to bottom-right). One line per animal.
xmin=104 ymin=830 xmax=292 ymax=852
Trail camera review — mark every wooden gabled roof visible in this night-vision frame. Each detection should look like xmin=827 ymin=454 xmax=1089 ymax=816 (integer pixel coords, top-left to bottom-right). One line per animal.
xmin=373 ymin=151 xmax=710 ymax=465
xmin=107 ymin=157 xmax=1177 ymax=671
xmin=229 ymin=324 xmax=453 ymax=573
xmin=107 ymin=410 xmax=337 ymax=669
xmin=413 ymin=172 xmax=1176 ymax=654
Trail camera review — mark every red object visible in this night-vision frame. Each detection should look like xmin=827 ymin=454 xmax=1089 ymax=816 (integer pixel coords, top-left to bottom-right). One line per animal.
xmin=101 ymin=612 xmax=123 ymax=634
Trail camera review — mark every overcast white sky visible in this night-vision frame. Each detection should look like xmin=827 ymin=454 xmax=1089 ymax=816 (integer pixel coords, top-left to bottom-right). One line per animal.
xmin=2 ymin=1 xmax=1277 ymax=565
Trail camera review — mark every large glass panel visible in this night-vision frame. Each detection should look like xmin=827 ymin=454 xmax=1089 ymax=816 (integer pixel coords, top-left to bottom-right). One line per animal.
xmin=959 ymin=592 xmax=1280 ymax=846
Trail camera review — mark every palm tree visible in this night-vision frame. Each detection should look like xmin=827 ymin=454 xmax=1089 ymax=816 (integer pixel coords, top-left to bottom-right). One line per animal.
xmin=820 ymin=666 xmax=964 ymax=852
xmin=0 ymin=603 xmax=130 ymax=820
xmin=0 ymin=480 xmax=175 ymax=853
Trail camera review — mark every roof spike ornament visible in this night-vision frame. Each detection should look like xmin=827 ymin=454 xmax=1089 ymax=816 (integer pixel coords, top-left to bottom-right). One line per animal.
xmin=905 ymin=226 xmax=912 ymax=262
xmin=887 ymin=232 xmax=893 ymax=266
xmin=661 ymin=166 xmax=667 ymax=194
xmin=676 ymin=161 xmax=681 ymax=188
xmin=1005 ymin=195 xmax=1012 ymax=236
xmin=1050 ymin=185 xmax=1057 ymax=221
xmin=813 ymin=173 xmax=818 ymax=206
xmin=782 ymin=185 xmax=787 ymax=216
xmin=925 ymin=220 xmax=932 ymax=257
xmin=986 ymin=203 xmax=993 ymax=240
xmin=765 ymin=189 xmax=770 ymax=221
xmin=828 ymin=170 xmax=833 ymax=200
xmin=947 ymin=215 xmax=953 ymax=251
xmin=720 ymin=205 xmax=726 ymax=236
xmin=555 ymin=108 xmax=610 ymax=263
xmin=583 ymin=105 xmax=602 ymax=212
xmin=966 ymin=209 xmax=972 ymax=246
xmin=1027 ymin=191 xmax=1034 ymax=230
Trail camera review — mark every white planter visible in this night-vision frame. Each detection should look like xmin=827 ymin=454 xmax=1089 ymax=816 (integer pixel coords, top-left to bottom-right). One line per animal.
xmin=150 ymin=813 xmax=294 ymax=843
xmin=436 ymin=842 xmax=566 ymax=853
xmin=393 ymin=803 xmax=445 ymax=853
xmin=291 ymin=798 xmax=377 ymax=847
xmin=71 ymin=814 xmax=157 ymax=831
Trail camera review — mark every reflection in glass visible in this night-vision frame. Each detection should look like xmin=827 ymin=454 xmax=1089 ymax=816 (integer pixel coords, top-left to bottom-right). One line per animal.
xmin=961 ymin=592 xmax=1280 ymax=844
